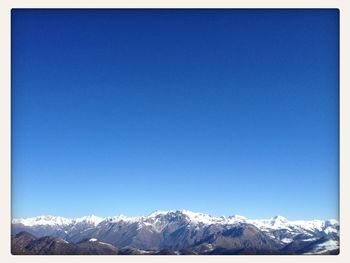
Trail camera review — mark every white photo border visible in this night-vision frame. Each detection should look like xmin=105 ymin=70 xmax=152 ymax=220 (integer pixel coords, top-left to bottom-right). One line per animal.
xmin=1 ymin=1 xmax=348 ymax=262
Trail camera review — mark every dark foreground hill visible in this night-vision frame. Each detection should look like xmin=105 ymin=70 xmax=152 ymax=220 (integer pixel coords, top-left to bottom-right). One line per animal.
xmin=12 ymin=232 xmax=118 ymax=255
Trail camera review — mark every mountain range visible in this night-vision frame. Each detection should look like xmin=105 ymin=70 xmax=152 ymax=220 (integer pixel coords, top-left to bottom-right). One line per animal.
xmin=11 ymin=210 xmax=339 ymax=255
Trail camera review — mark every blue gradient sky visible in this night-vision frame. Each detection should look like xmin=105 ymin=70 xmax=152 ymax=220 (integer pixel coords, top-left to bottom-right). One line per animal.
xmin=11 ymin=9 xmax=339 ymax=220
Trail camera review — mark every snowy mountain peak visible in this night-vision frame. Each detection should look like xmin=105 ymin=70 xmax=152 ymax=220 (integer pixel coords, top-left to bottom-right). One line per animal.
xmin=179 ymin=210 xmax=220 ymax=224
xmin=228 ymin=214 xmax=247 ymax=221
xmin=325 ymin=219 xmax=339 ymax=226
xmin=148 ymin=210 xmax=169 ymax=218
xmin=12 ymin=215 xmax=72 ymax=227
xmin=12 ymin=210 xmax=339 ymax=232
xmin=264 ymin=215 xmax=289 ymax=229
xmin=107 ymin=214 xmax=141 ymax=223
xmin=146 ymin=209 xmax=227 ymax=225
xmin=271 ymin=215 xmax=287 ymax=221
xmin=12 ymin=214 xmax=104 ymax=227
xmin=270 ymin=215 xmax=288 ymax=224
xmin=74 ymin=215 xmax=103 ymax=226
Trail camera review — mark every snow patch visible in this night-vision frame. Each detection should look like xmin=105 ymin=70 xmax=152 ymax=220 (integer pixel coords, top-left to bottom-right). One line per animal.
xmin=74 ymin=215 xmax=104 ymax=226
xmin=304 ymin=239 xmax=339 ymax=254
xmin=281 ymin=238 xmax=293 ymax=244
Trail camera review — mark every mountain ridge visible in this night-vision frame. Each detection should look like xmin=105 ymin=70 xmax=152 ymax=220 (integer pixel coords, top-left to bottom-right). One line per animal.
xmin=12 ymin=209 xmax=338 ymax=228
xmin=12 ymin=209 xmax=339 ymax=255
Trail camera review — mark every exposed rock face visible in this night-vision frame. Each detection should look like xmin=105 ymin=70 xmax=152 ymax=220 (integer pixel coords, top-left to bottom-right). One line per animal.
xmin=11 ymin=231 xmax=37 ymax=255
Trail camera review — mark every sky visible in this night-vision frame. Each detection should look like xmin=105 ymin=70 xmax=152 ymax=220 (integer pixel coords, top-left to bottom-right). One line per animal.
xmin=11 ymin=9 xmax=339 ymax=220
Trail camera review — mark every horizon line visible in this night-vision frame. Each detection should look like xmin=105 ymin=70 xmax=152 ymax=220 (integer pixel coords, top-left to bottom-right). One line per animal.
xmin=11 ymin=209 xmax=339 ymax=222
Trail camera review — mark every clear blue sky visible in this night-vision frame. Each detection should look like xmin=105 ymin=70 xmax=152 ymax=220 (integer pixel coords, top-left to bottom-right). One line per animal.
xmin=11 ymin=9 xmax=339 ymax=220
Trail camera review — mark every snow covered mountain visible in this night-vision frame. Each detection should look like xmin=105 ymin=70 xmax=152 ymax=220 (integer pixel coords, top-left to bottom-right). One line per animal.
xmin=12 ymin=214 xmax=104 ymax=227
xmin=12 ymin=210 xmax=339 ymax=255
